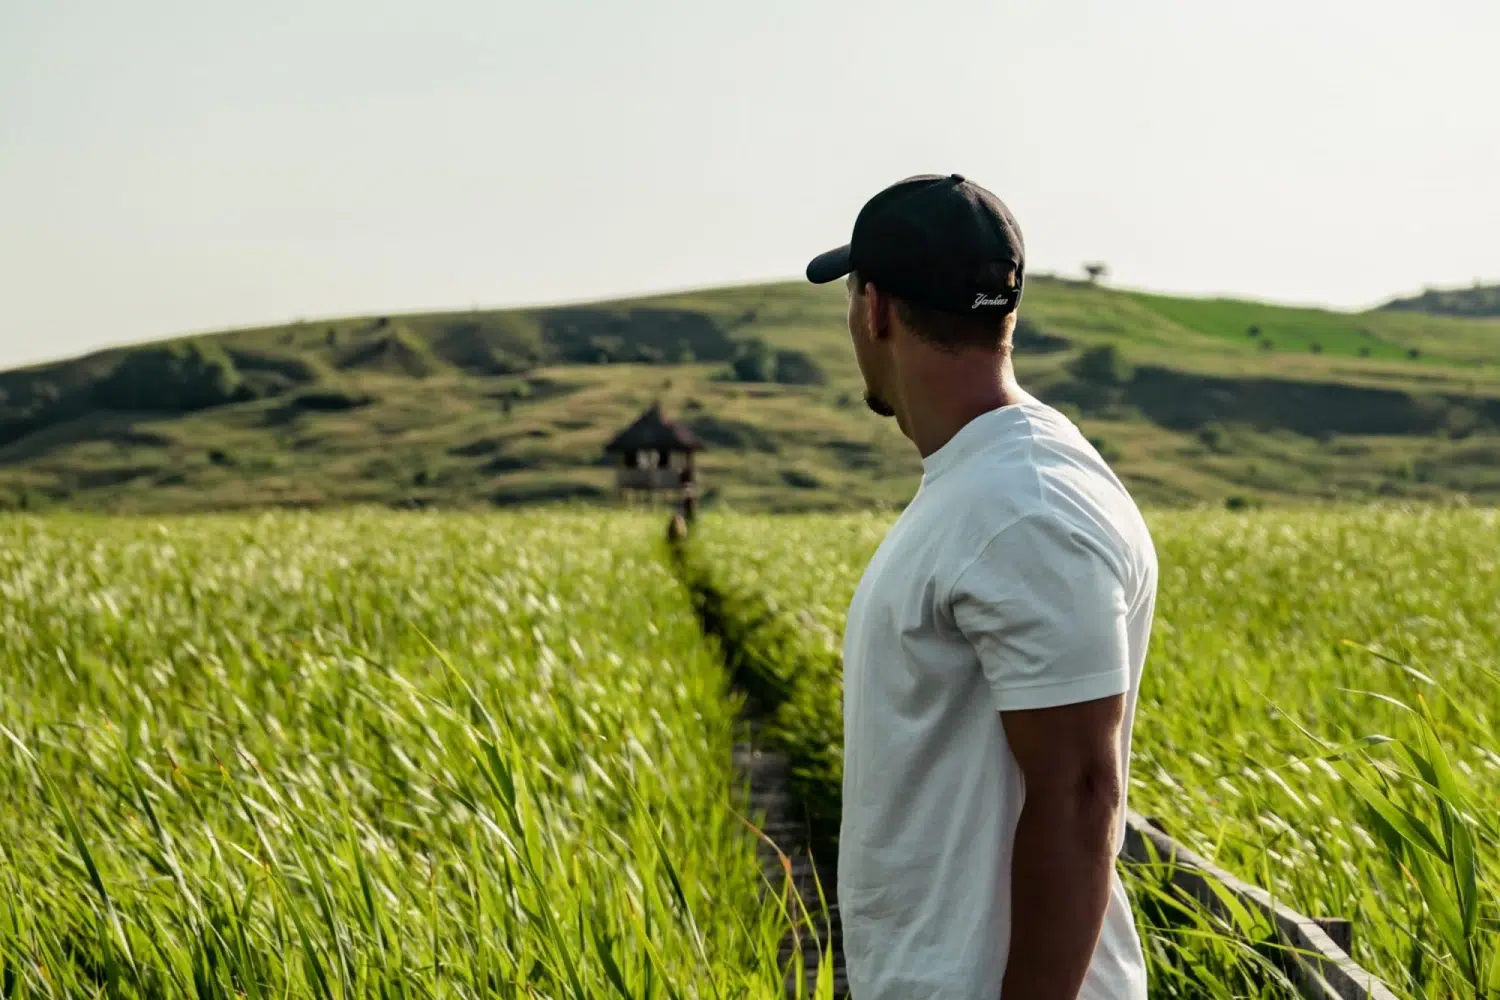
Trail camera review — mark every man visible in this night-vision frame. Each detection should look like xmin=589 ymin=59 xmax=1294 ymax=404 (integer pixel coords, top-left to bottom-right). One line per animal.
xmin=804 ymin=174 xmax=1156 ymax=1000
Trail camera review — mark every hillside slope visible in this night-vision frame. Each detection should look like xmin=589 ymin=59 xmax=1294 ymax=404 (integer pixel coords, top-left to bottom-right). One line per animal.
xmin=5 ymin=276 xmax=1500 ymax=513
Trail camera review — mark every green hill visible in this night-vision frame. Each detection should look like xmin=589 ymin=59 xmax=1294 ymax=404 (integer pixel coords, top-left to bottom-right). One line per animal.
xmin=5 ymin=275 xmax=1500 ymax=513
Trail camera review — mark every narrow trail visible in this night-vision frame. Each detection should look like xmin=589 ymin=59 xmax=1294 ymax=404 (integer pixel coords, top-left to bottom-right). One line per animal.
xmin=733 ymin=705 xmax=846 ymax=999
xmin=663 ymin=522 xmax=848 ymax=999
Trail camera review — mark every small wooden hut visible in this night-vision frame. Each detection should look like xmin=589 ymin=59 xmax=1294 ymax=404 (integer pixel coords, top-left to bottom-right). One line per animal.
xmin=603 ymin=402 xmax=702 ymax=511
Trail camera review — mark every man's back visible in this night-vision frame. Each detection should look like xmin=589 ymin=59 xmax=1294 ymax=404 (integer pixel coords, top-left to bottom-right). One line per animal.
xmin=839 ymin=396 xmax=1156 ymax=1000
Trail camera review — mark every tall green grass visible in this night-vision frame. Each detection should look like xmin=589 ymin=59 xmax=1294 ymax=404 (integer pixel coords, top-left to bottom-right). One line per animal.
xmin=6 ymin=505 xmax=1496 ymax=998
xmin=685 ymin=505 xmax=1500 ymax=998
xmin=0 ymin=511 xmax=808 ymax=999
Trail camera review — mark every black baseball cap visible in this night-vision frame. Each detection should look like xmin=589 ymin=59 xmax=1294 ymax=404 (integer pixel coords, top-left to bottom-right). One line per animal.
xmin=805 ymin=173 xmax=1025 ymax=315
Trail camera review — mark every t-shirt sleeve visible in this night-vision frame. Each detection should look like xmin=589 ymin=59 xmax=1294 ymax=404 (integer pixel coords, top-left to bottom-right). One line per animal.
xmin=950 ymin=512 xmax=1132 ymax=713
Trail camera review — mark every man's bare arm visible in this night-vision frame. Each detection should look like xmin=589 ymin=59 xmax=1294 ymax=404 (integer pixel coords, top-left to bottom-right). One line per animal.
xmin=998 ymin=693 xmax=1126 ymax=1000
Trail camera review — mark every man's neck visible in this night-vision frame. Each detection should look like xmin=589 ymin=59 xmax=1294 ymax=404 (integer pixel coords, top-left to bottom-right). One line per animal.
xmin=901 ymin=357 xmax=1029 ymax=460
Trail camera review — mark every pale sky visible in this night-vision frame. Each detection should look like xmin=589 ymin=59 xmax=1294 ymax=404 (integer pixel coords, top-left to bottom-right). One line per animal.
xmin=2 ymin=0 xmax=1497 ymax=371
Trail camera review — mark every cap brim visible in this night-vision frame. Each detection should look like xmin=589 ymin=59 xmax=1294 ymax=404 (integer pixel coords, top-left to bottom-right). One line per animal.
xmin=805 ymin=245 xmax=853 ymax=284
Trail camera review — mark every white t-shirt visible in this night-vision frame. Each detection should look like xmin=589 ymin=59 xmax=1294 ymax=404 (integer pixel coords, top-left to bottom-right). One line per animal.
xmin=838 ymin=396 xmax=1156 ymax=1000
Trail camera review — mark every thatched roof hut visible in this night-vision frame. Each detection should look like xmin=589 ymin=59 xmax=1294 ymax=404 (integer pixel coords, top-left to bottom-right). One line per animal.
xmin=605 ymin=403 xmax=702 ymax=502
xmin=603 ymin=402 xmax=701 ymax=457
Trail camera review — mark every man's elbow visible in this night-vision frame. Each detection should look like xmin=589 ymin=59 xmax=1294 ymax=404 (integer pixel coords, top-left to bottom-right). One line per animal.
xmin=1071 ymin=765 xmax=1123 ymax=849
xmin=1026 ymin=762 xmax=1122 ymax=851
xmin=1076 ymin=764 xmax=1122 ymax=810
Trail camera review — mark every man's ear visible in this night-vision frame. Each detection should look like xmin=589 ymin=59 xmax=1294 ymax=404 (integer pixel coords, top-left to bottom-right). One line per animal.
xmin=863 ymin=281 xmax=893 ymax=342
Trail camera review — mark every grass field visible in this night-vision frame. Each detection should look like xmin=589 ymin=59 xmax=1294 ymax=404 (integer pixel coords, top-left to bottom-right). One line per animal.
xmin=4 ymin=507 xmax=1499 ymax=999
xmin=0 ymin=512 xmax=810 ymax=999
xmin=680 ymin=505 xmax=1500 ymax=999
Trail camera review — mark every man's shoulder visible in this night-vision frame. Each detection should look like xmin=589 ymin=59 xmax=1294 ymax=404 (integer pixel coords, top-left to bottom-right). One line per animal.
xmin=923 ymin=400 xmax=1153 ymax=566
xmin=938 ymin=464 xmax=1153 ymax=598
xmin=943 ymin=449 xmax=1138 ymax=544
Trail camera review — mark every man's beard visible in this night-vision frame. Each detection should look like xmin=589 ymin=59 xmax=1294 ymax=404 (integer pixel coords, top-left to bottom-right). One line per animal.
xmin=864 ymin=390 xmax=896 ymax=418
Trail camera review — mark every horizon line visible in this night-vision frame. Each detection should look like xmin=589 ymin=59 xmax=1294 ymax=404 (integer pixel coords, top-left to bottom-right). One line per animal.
xmin=6 ymin=271 xmax=1493 ymax=374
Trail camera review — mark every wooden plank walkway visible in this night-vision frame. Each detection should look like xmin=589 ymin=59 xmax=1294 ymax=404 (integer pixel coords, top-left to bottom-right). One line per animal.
xmin=733 ymin=718 xmax=847 ymax=999
xmin=1121 ymin=813 xmax=1400 ymax=1000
